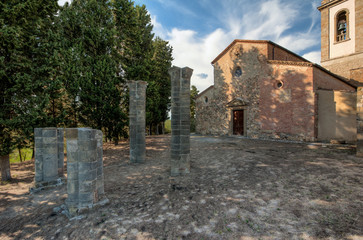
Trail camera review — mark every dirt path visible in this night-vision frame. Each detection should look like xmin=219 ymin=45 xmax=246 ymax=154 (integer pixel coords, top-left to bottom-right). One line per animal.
xmin=0 ymin=135 xmax=362 ymax=239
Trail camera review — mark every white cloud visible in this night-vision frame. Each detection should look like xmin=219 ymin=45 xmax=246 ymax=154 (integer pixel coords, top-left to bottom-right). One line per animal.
xmin=151 ymin=15 xmax=167 ymax=39
xmin=166 ymin=27 xmax=232 ymax=91
xmin=58 ymin=0 xmax=70 ymax=6
xmin=241 ymin=0 xmax=297 ymax=40
xmin=302 ymin=51 xmax=321 ymax=64
xmin=277 ymin=34 xmax=319 ymax=53
xmin=149 ymin=0 xmax=322 ymax=92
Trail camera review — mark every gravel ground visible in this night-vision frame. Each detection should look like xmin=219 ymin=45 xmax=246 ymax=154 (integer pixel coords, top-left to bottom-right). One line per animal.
xmin=0 ymin=135 xmax=362 ymax=240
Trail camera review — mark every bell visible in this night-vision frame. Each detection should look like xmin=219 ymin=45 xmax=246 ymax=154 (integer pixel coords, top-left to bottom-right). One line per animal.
xmin=338 ymin=22 xmax=345 ymax=31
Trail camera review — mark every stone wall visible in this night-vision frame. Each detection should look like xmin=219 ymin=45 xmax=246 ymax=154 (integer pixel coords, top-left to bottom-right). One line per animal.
xmin=196 ymin=64 xmax=230 ymax=135
xmin=196 ymin=86 xmax=217 ymax=134
xmin=197 ymin=44 xmax=273 ymax=138
xmin=321 ymin=52 xmax=363 ymax=82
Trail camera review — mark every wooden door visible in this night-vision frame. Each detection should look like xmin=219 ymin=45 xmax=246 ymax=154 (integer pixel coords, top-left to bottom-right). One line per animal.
xmin=233 ymin=110 xmax=244 ymax=135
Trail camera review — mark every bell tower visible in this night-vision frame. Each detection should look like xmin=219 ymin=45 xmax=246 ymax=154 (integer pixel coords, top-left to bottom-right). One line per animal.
xmin=318 ymin=0 xmax=363 ymax=82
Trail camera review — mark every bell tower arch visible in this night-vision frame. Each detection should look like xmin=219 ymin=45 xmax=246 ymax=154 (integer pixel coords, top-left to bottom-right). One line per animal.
xmin=318 ymin=0 xmax=363 ymax=82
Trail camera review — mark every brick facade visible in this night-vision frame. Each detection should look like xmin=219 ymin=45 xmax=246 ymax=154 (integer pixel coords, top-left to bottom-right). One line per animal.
xmin=196 ymin=40 xmax=356 ymax=142
xmin=357 ymin=87 xmax=363 ymax=155
xmin=320 ymin=4 xmax=330 ymax=62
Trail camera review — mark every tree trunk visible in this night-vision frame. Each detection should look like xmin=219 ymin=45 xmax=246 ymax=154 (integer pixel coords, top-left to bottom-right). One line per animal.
xmin=156 ymin=123 xmax=160 ymax=135
xmin=0 ymin=155 xmax=11 ymax=181
xmin=18 ymin=148 xmax=23 ymax=162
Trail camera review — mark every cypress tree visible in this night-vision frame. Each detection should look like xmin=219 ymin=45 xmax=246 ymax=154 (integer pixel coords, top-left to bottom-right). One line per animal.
xmin=147 ymin=37 xmax=173 ymax=134
xmin=57 ymin=0 xmax=127 ymax=141
xmin=0 ymin=0 xmax=59 ymax=181
xmin=113 ymin=0 xmax=154 ymax=81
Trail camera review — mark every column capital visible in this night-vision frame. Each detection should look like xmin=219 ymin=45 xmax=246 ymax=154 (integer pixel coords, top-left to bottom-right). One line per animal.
xmin=127 ymin=80 xmax=148 ymax=88
xmin=168 ymin=66 xmax=194 ymax=80
xmin=182 ymin=67 xmax=193 ymax=79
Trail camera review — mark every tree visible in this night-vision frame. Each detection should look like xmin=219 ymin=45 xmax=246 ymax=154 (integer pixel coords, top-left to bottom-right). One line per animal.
xmin=113 ymin=0 xmax=154 ymax=82
xmin=147 ymin=37 xmax=173 ymax=134
xmin=57 ymin=0 xmax=127 ymax=142
xmin=190 ymin=85 xmax=199 ymax=132
xmin=0 ymin=0 xmax=59 ymax=181
xmin=113 ymin=1 xmax=173 ymax=135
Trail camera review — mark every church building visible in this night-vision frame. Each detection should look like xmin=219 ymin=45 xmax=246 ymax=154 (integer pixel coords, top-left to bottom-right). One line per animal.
xmin=195 ymin=0 xmax=362 ymax=142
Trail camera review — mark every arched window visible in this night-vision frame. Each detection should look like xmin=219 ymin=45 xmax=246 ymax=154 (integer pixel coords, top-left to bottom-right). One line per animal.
xmin=336 ymin=10 xmax=349 ymax=42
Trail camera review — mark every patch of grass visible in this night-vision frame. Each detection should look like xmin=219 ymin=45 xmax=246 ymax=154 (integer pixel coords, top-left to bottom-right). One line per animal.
xmin=164 ymin=120 xmax=171 ymax=134
xmin=9 ymin=148 xmax=33 ymax=163
xmin=0 ymin=180 xmax=12 ymax=186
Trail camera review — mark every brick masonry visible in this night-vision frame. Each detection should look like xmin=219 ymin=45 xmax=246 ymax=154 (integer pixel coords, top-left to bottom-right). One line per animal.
xmin=357 ymin=87 xmax=363 ymax=156
xmin=320 ymin=5 xmax=329 ymax=62
xmin=128 ymin=80 xmax=148 ymax=164
xmin=169 ymin=66 xmax=193 ymax=176
xmin=356 ymin=0 xmax=363 ymax=53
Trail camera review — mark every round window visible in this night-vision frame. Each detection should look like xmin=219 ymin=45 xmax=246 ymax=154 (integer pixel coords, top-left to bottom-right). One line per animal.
xmin=234 ymin=67 xmax=242 ymax=77
xmin=276 ymin=81 xmax=283 ymax=89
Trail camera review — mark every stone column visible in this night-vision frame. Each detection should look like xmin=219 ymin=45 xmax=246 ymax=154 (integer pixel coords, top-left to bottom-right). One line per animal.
xmin=169 ymin=66 xmax=193 ymax=176
xmin=34 ymin=128 xmax=64 ymax=188
xmin=357 ymin=87 xmax=363 ymax=156
xmin=57 ymin=128 xmax=64 ymax=176
xmin=128 ymin=80 xmax=148 ymax=163
xmin=65 ymin=128 xmax=105 ymax=215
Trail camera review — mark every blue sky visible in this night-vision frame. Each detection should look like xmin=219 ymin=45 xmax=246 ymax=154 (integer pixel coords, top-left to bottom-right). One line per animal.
xmin=58 ymin=0 xmax=323 ymax=91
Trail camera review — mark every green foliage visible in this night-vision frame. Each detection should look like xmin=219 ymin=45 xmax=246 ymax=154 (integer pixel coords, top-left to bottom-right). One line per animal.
xmin=57 ymin=0 xmax=127 ymax=142
xmin=0 ymin=0 xmax=173 ymax=180
xmin=164 ymin=120 xmax=171 ymax=134
xmin=0 ymin=0 xmax=59 ymax=180
xmin=113 ymin=1 xmax=173 ymax=135
xmin=1 ymin=0 xmax=59 ymax=154
xmin=10 ymin=148 xmax=33 ymax=163
xmin=147 ymin=37 xmax=173 ymax=134
xmin=113 ymin=0 xmax=154 ymax=81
